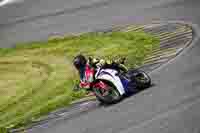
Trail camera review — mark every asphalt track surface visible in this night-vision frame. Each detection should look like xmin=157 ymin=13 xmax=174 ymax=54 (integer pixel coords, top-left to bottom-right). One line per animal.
xmin=1 ymin=0 xmax=200 ymax=133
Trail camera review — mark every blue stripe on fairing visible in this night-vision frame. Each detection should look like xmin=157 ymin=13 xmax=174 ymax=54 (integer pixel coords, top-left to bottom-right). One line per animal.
xmin=119 ymin=77 xmax=130 ymax=93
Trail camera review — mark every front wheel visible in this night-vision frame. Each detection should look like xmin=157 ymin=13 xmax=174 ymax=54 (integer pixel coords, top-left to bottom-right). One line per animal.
xmin=92 ymin=80 xmax=123 ymax=104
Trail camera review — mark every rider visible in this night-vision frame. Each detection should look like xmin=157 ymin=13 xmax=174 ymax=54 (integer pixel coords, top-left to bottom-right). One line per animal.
xmin=73 ymin=54 xmax=128 ymax=92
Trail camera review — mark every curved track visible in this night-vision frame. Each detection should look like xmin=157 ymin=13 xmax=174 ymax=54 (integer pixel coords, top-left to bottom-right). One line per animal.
xmin=1 ymin=0 xmax=200 ymax=133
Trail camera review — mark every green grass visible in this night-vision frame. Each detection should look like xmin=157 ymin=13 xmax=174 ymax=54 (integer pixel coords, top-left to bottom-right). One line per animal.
xmin=0 ymin=31 xmax=159 ymax=130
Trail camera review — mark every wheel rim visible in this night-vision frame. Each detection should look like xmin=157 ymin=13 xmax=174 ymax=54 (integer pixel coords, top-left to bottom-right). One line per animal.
xmin=94 ymin=84 xmax=120 ymax=101
xmin=136 ymin=72 xmax=149 ymax=83
xmin=108 ymin=86 xmax=120 ymax=100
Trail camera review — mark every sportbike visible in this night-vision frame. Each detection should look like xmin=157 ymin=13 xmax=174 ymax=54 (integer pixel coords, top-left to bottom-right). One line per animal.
xmin=76 ymin=58 xmax=151 ymax=104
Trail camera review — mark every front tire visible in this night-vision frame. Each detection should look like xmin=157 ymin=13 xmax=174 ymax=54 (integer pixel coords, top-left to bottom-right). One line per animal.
xmin=92 ymin=80 xmax=123 ymax=104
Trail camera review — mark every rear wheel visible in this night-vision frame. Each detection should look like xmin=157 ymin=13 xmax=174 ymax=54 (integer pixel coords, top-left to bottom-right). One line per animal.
xmin=128 ymin=69 xmax=151 ymax=89
xmin=92 ymin=80 xmax=123 ymax=104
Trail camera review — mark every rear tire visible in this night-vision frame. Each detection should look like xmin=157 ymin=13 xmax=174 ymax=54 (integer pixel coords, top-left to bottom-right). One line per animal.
xmin=128 ymin=69 xmax=151 ymax=89
xmin=92 ymin=80 xmax=123 ymax=104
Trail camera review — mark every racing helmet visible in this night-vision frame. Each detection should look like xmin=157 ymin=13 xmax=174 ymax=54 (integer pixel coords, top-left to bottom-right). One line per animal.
xmin=73 ymin=54 xmax=87 ymax=71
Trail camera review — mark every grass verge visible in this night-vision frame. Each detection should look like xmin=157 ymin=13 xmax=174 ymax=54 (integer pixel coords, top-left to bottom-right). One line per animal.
xmin=0 ymin=31 xmax=159 ymax=130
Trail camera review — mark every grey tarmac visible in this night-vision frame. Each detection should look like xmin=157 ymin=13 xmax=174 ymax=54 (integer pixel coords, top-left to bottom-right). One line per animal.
xmin=1 ymin=0 xmax=200 ymax=133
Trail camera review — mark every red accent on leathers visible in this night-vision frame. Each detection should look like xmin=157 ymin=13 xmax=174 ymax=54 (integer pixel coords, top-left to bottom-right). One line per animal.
xmin=79 ymin=64 xmax=94 ymax=88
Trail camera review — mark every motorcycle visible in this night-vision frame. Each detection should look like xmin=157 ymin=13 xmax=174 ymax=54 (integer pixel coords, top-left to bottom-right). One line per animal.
xmin=75 ymin=58 xmax=151 ymax=104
